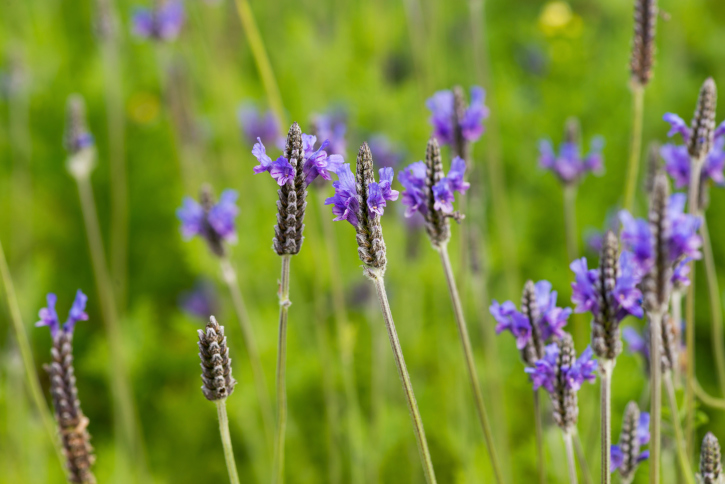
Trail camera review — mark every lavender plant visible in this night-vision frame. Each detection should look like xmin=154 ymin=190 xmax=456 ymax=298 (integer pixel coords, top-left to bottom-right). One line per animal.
xmin=64 ymin=95 xmax=145 ymax=475
xmin=326 ymin=142 xmax=439 ymax=483
xmin=700 ymin=433 xmax=723 ymax=484
xmin=177 ymin=185 xmax=274 ymax=448
xmin=623 ymin=0 xmax=658 ymax=211
xmin=238 ymin=103 xmax=282 ymax=148
xmin=37 ymin=291 xmax=96 ymax=484
xmin=538 ymin=118 xmax=604 ymax=262
xmin=569 ymin=231 xmax=644 ymax=483
xmin=490 ymin=279 xmax=572 ymax=483
xmin=254 ymin=122 xmax=344 ymax=484
xmin=526 ymin=333 xmax=598 ymax=483
xmin=610 ymin=402 xmax=650 ymax=484
xmin=197 ymin=316 xmax=240 ymax=484
xmin=131 ymin=0 xmax=185 ymax=41
xmin=399 ymin=137 xmax=503 ymax=482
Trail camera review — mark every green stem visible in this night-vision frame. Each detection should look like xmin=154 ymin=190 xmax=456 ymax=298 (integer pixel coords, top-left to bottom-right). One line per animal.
xmin=649 ymin=312 xmax=663 ymax=484
xmin=233 ymin=0 xmax=287 ymax=127
xmin=572 ymin=429 xmax=593 ymax=484
xmin=273 ymin=255 xmax=291 ymax=484
xmin=685 ymin=158 xmax=704 ymax=454
xmin=664 ymin=373 xmax=696 ymax=484
xmin=0 ymin=238 xmax=66 ymax=473
xmin=563 ymin=431 xmax=579 ymax=484
xmin=699 ymin=218 xmax=725 ymax=396
xmin=371 ymin=272 xmax=438 ymax=484
xmin=534 ymin=390 xmax=545 ymax=484
xmin=623 ymin=84 xmax=645 ymax=212
xmin=693 ymin=377 xmax=725 ymax=410
xmin=216 ymin=399 xmax=241 ymax=484
xmin=73 ymin=173 xmax=145 ymax=477
xmin=563 ymin=184 xmax=579 ymax=263
xmin=437 ymin=244 xmax=504 ymax=483
xmin=671 ymin=291 xmax=683 ymax=387
xmin=600 ymin=359 xmax=614 ymax=484
xmin=220 ymin=257 xmax=274 ymax=451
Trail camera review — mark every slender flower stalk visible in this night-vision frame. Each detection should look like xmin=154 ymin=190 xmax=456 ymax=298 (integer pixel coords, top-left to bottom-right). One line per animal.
xmin=699 ymin=433 xmax=722 ymax=484
xmin=611 ymin=402 xmax=650 ymax=484
xmin=64 ymin=95 xmax=145 ymax=473
xmin=564 ymin=183 xmax=579 ymax=263
xmin=533 ymin=390 xmax=545 ymax=484
xmin=600 ymin=359 xmax=613 ymax=483
xmin=623 ymin=0 xmax=658 ymax=211
xmin=197 ymin=316 xmax=240 ymax=484
xmin=0 ymin=239 xmax=66 ymax=472
xmin=274 ymin=254 xmax=291 ymax=484
xmin=573 ymin=429 xmax=594 ymax=484
xmin=563 ymin=431 xmax=578 ymax=484
xmin=326 ymin=143 xmax=437 ymax=483
xmin=37 ymin=291 xmax=96 ymax=484
xmin=664 ymin=374 xmax=696 ymax=484
xmin=699 ymin=217 xmax=725 ymax=396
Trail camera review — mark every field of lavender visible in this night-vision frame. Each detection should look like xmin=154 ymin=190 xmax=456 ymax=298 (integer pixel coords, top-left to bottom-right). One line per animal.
xmin=2 ymin=0 xmax=725 ymax=483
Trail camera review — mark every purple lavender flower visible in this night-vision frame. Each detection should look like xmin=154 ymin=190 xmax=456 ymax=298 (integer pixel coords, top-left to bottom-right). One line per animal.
xmin=565 ymin=346 xmax=598 ymax=391
xmin=400 ymin=156 xmax=470 ymax=216
xmin=179 ymin=280 xmax=218 ymax=320
xmin=611 ymin=408 xmax=650 ymax=473
xmin=253 ymin=135 xmax=344 ymax=186
xmin=325 ymin=164 xmax=398 ymax=226
xmin=623 ymin=326 xmax=648 ymax=359
xmin=426 ymin=86 xmax=489 ymax=145
xmin=525 ymin=343 xmax=558 ymax=392
xmin=177 ymin=188 xmax=239 ymax=249
xmin=525 ymin=342 xmax=597 ymax=392
xmin=490 ymin=301 xmax=532 ymax=350
xmin=570 ymin=258 xmax=600 ymax=314
xmin=672 ymin=257 xmax=693 ymax=288
xmin=369 ymin=134 xmax=405 ymax=168
xmin=131 ymin=1 xmax=185 ymax=41
xmin=312 ymin=111 xmax=347 ymax=156
xmin=36 ymin=290 xmax=89 ymax=338
xmin=238 ymin=104 xmax=281 ymax=147
xmin=661 ymin=114 xmax=725 ymax=200
xmin=539 ymin=136 xmax=604 ymax=185
xmin=398 ymin=162 xmax=427 ymax=217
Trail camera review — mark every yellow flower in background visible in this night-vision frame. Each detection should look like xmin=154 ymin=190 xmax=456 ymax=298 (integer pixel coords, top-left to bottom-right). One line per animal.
xmin=539 ymin=1 xmax=583 ymax=38
xmin=128 ymin=92 xmax=160 ymax=125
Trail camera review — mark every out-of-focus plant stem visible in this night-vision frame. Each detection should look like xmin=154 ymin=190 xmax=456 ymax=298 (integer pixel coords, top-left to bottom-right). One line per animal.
xmin=563 ymin=184 xmax=578 ymax=264
xmin=220 ymin=257 xmax=274 ymax=451
xmin=649 ymin=311 xmax=663 ymax=484
xmin=0 ymin=238 xmax=66 ymax=474
xmin=623 ymin=84 xmax=645 ymax=212
xmin=216 ymin=399 xmax=241 ymax=484
xmin=694 ymin=377 xmax=725 ymax=410
xmin=572 ymin=429 xmax=592 ymax=484
xmin=664 ymin=373 xmax=696 ymax=484
xmin=233 ymin=0 xmax=287 ymax=128
xmin=699 ymin=218 xmax=725 ymax=396
xmin=600 ymin=359 xmax=614 ymax=484
xmin=563 ymin=431 xmax=578 ymax=484
xmin=533 ymin=390 xmax=545 ymax=484
xmin=274 ymin=255 xmax=292 ymax=484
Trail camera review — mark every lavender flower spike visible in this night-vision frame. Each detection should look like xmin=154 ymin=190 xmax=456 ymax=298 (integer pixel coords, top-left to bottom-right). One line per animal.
xmin=177 ymin=186 xmax=239 ymax=257
xmin=131 ymin=0 xmax=185 ymax=42
xmin=539 ymin=125 xmax=604 ymax=185
xmin=700 ymin=432 xmax=723 ymax=484
xmin=426 ymin=85 xmax=489 ymax=161
xmin=238 ymin=104 xmax=281 ymax=147
xmin=611 ymin=402 xmax=650 ymax=481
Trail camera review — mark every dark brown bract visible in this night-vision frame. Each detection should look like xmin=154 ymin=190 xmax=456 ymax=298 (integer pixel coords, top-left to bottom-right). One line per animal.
xmin=274 ymin=122 xmax=307 ymax=255
xmin=355 ymin=143 xmax=387 ymax=274
xmin=198 ymin=316 xmax=237 ymax=401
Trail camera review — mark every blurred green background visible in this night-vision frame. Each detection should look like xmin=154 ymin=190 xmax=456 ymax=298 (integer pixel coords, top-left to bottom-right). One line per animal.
xmin=1 ymin=0 xmax=725 ymax=482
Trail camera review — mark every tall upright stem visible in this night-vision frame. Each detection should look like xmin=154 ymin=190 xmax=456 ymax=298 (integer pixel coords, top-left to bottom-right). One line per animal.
xmin=371 ymin=273 xmax=438 ymax=484
xmin=74 ymin=174 xmax=145 ymax=477
xmin=0 ymin=238 xmax=66 ymax=472
xmin=671 ymin=291 xmax=683 ymax=386
xmin=649 ymin=312 xmax=663 ymax=484
xmin=664 ymin=373 xmax=696 ymax=484
xmin=216 ymin=399 xmax=241 ymax=484
xmin=100 ymin=34 xmax=129 ymax=311
xmin=233 ymin=0 xmax=287 ymax=128
xmin=437 ymin=244 xmax=503 ymax=482
xmin=533 ymin=390 xmax=546 ymax=484
xmin=274 ymin=255 xmax=291 ymax=484
xmin=563 ymin=431 xmax=579 ymax=484
xmin=699 ymin=218 xmax=725 ymax=396
xmin=220 ymin=257 xmax=274 ymax=449
xmin=600 ymin=359 xmax=614 ymax=484
xmin=685 ymin=159 xmax=703 ymax=453
xmin=623 ymin=85 xmax=645 ymax=212
xmin=572 ymin=429 xmax=593 ymax=484
xmin=563 ymin=184 xmax=579 ymax=264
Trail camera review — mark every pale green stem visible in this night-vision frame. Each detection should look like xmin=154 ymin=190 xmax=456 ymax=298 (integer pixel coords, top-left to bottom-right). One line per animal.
xmin=370 ymin=272 xmax=438 ymax=484
xmin=233 ymin=0 xmax=287 ymax=127
xmin=220 ymin=257 xmax=274 ymax=451
xmin=534 ymin=390 xmax=545 ymax=484
xmin=572 ymin=429 xmax=593 ymax=484
xmin=563 ymin=184 xmax=579 ymax=264
xmin=563 ymin=431 xmax=579 ymax=484
xmin=73 ymin=173 xmax=146 ymax=477
xmin=650 ymin=312 xmax=663 ymax=484
xmin=699 ymin=218 xmax=725 ymax=396
xmin=100 ymin=35 xmax=129 ymax=311
xmin=664 ymin=373 xmax=696 ymax=484
xmin=315 ymin=191 xmax=365 ymax=484
xmin=623 ymin=84 xmax=645 ymax=212
xmin=671 ymin=291 xmax=683 ymax=387
xmin=0 ymin=238 xmax=66 ymax=473
xmin=693 ymin=377 xmax=725 ymax=410
xmin=273 ymin=255 xmax=291 ymax=484
xmin=600 ymin=359 xmax=614 ymax=484
xmin=685 ymin=158 xmax=704 ymax=454
xmin=216 ymin=399 xmax=241 ymax=484
xmin=437 ymin=244 xmax=504 ymax=483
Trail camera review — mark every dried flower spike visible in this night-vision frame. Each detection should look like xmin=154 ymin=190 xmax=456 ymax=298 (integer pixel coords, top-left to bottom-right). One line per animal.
xmin=644 ymin=173 xmax=671 ymax=314
xmin=689 ymin=78 xmax=718 ymax=161
xmin=644 ymin=142 xmax=662 ymax=195
xmin=700 ymin=432 xmax=722 ymax=484
xmin=37 ymin=291 xmax=96 ymax=484
xmin=630 ymin=0 xmax=657 ymax=86
xmin=611 ymin=402 xmax=650 ymax=481
xmin=272 ymin=123 xmax=306 ymax=255
xmin=355 ymin=143 xmax=388 ymax=273
xmin=423 ymin=137 xmax=451 ymax=245
xmin=594 ymin=231 xmax=624 ymax=359
xmin=198 ymin=316 xmax=236 ymax=401
xmin=521 ymin=280 xmax=545 ymax=363
xmin=177 ymin=186 xmax=239 ymax=258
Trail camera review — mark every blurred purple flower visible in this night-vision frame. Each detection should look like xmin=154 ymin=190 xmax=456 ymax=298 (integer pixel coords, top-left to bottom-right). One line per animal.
xmin=525 ymin=343 xmax=597 ymax=393
xmin=623 ymin=326 xmax=648 ymax=359
xmin=179 ymin=280 xmax=218 ymax=320
xmin=525 ymin=344 xmax=558 ymax=392
xmin=36 ymin=290 xmax=89 ymax=338
xmin=301 ymin=134 xmax=345 ymax=185
xmin=490 ymin=300 xmax=532 ymax=350
xmin=398 ymin=162 xmax=427 ymax=217
xmin=426 ymin=86 xmax=489 ymax=145
xmin=611 ymin=411 xmax=650 ymax=471
xmin=662 ymin=115 xmax=725 ymax=189
xmin=539 ymin=136 xmax=604 ymax=185
xmin=238 ymin=105 xmax=281 ymax=147
xmin=369 ymin=134 xmax=405 ymax=168
xmin=312 ymin=111 xmax=347 ymax=157
xmin=131 ymin=0 xmax=184 ymax=41
xmin=177 ymin=189 xmax=239 ymax=244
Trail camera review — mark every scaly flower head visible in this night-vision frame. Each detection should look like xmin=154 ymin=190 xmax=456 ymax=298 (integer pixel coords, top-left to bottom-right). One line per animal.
xmin=326 ymin=163 xmax=398 ymax=226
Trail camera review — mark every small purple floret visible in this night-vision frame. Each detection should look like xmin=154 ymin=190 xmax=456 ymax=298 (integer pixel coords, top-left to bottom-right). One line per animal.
xmin=539 ymin=136 xmax=604 ymax=185
xmin=426 ymin=86 xmax=489 ymax=145
xmin=131 ymin=1 xmax=185 ymax=42
xmin=36 ymin=290 xmax=89 ymax=337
